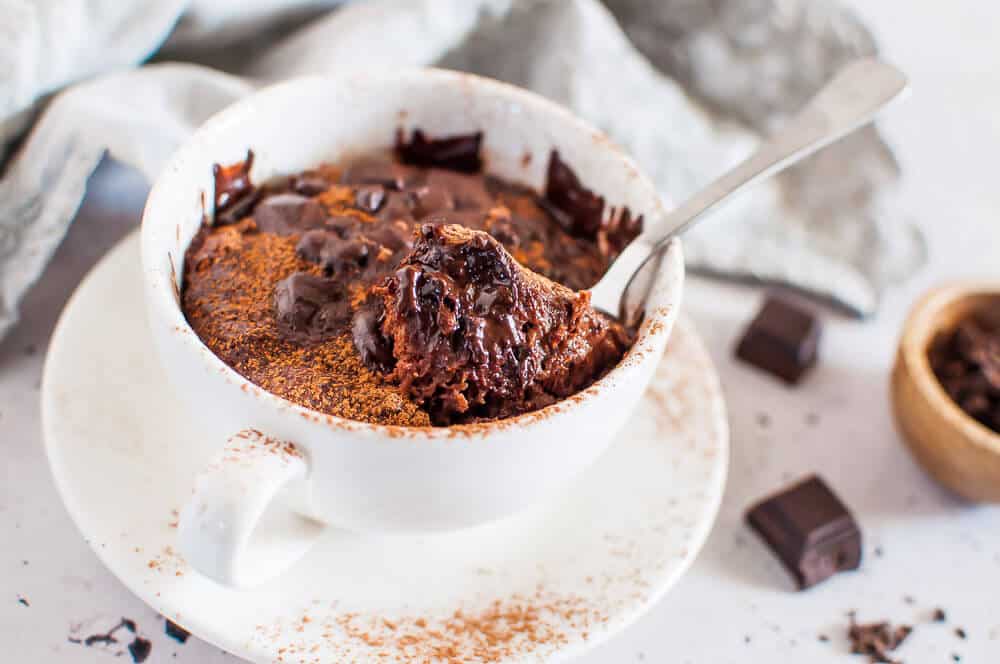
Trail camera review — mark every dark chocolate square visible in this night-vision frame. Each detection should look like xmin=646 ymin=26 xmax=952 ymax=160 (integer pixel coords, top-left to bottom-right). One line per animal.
xmin=735 ymin=296 xmax=820 ymax=384
xmin=746 ymin=475 xmax=861 ymax=589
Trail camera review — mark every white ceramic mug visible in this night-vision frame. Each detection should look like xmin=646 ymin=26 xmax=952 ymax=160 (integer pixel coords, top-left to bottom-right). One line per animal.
xmin=141 ymin=69 xmax=684 ymax=588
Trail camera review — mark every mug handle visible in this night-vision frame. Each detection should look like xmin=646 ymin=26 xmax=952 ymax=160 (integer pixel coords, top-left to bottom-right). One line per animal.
xmin=177 ymin=429 xmax=320 ymax=588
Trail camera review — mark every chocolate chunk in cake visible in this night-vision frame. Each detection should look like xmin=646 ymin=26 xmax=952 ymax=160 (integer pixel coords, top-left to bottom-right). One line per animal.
xmin=213 ymin=150 xmax=259 ymax=226
xmin=274 ymin=272 xmax=352 ymax=344
xmin=396 ymin=129 xmax=483 ymax=173
xmin=253 ymin=193 xmax=327 ymax=236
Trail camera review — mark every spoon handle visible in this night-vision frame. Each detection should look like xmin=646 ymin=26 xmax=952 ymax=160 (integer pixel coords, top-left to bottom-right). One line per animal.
xmin=592 ymin=58 xmax=909 ymax=323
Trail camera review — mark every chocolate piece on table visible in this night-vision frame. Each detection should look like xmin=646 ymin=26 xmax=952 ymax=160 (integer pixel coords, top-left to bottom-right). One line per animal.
xmin=735 ymin=295 xmax=821 ymax=384
xmin=746 ymin=475 xmax=861 ymax=589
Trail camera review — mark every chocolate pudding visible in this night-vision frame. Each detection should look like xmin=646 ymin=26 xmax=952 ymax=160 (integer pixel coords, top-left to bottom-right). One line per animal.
xmin=182 ymin=130 xmax=642 ymax=426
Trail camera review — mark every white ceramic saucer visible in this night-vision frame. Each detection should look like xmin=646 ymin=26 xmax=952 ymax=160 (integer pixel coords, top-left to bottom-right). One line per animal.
xmin=42 ymin=232 xmax=728 ymax=663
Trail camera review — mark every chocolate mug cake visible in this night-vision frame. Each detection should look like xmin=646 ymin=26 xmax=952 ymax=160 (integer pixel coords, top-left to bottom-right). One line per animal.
xmin=181 ymin=130 xmax=643 ymax=426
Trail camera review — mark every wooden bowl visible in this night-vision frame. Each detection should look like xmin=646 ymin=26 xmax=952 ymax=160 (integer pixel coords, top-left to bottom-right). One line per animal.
xmin=891 ymin=282 xmax=1000 ymax=502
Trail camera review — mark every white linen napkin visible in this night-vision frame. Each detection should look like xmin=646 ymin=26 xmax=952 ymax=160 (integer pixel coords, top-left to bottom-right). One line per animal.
xmin=0 ymin=0 xmax=924 ymax=340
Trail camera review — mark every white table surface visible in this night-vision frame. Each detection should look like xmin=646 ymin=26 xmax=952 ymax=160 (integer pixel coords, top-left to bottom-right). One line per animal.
xmin=3 ymin=2 xmax=999 ymax=661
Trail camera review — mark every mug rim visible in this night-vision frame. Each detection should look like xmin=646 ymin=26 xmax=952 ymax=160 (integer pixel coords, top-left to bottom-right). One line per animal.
xmin=140 ymin=67 xmax=684 ymax=441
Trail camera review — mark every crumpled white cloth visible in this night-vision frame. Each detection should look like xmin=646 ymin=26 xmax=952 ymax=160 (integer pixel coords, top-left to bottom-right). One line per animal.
xmin=0 ymin=0 xmax=925 ymax=340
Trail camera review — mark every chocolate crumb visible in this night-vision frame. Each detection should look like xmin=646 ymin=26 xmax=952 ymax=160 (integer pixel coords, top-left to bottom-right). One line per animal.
xmin=806 ymin=412 xmax=820 ymax=426
xmin=744 ymin=635 xmax=751 ymax=644
xmin=84 ymin=633 xmax=117 ymax=647
xmin=165 ymin=619 xmax=190 ymax=644
xmin=75 ymin=618 xmax=137 ymax=648
xmin=21 ymin=560 xmax=28 ymax=566
xmin=819 ymin=634 xmax=829 ymax=642
xmin=955 ymin=627 xmax=967 ymax=639
xmin=755 ymin=412 xmax=771 ymax=428
xmin=128 ymin=637 xmax=152 ymax=663
xmin=848 ymin=616 xmax=912 ymax=663
xmin=17 ymin=596 xmax=29 ymax=607
xmin=903 ymin=595 xmax=915 ymax=605
xmin=933 ymin=608 xmax=947 ymax=623
xmin=24 ymin=344 xmax=37 ymax=356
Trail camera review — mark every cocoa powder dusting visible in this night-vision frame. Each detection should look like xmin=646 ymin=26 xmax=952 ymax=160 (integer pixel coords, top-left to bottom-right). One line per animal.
xmin=183 ymin=222 xmax=431 ymax=426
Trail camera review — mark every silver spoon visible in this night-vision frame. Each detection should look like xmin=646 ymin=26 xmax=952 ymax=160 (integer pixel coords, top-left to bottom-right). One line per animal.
xmin=588 ymin=58 xmax=910 ymax=327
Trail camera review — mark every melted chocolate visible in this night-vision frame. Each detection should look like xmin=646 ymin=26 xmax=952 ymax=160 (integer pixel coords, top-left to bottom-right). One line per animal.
xmin=213 ymin=150 xmax=258 ymax=226
xmin=395 ymin=129 xmax=483 ymax=173
xmin=366 ymin=224 xmax=631 ymax=424
xmin=544 ymin=150 xmax=606 ymax=237
xmin=544 ymin=151 xmax=644 ymax=254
